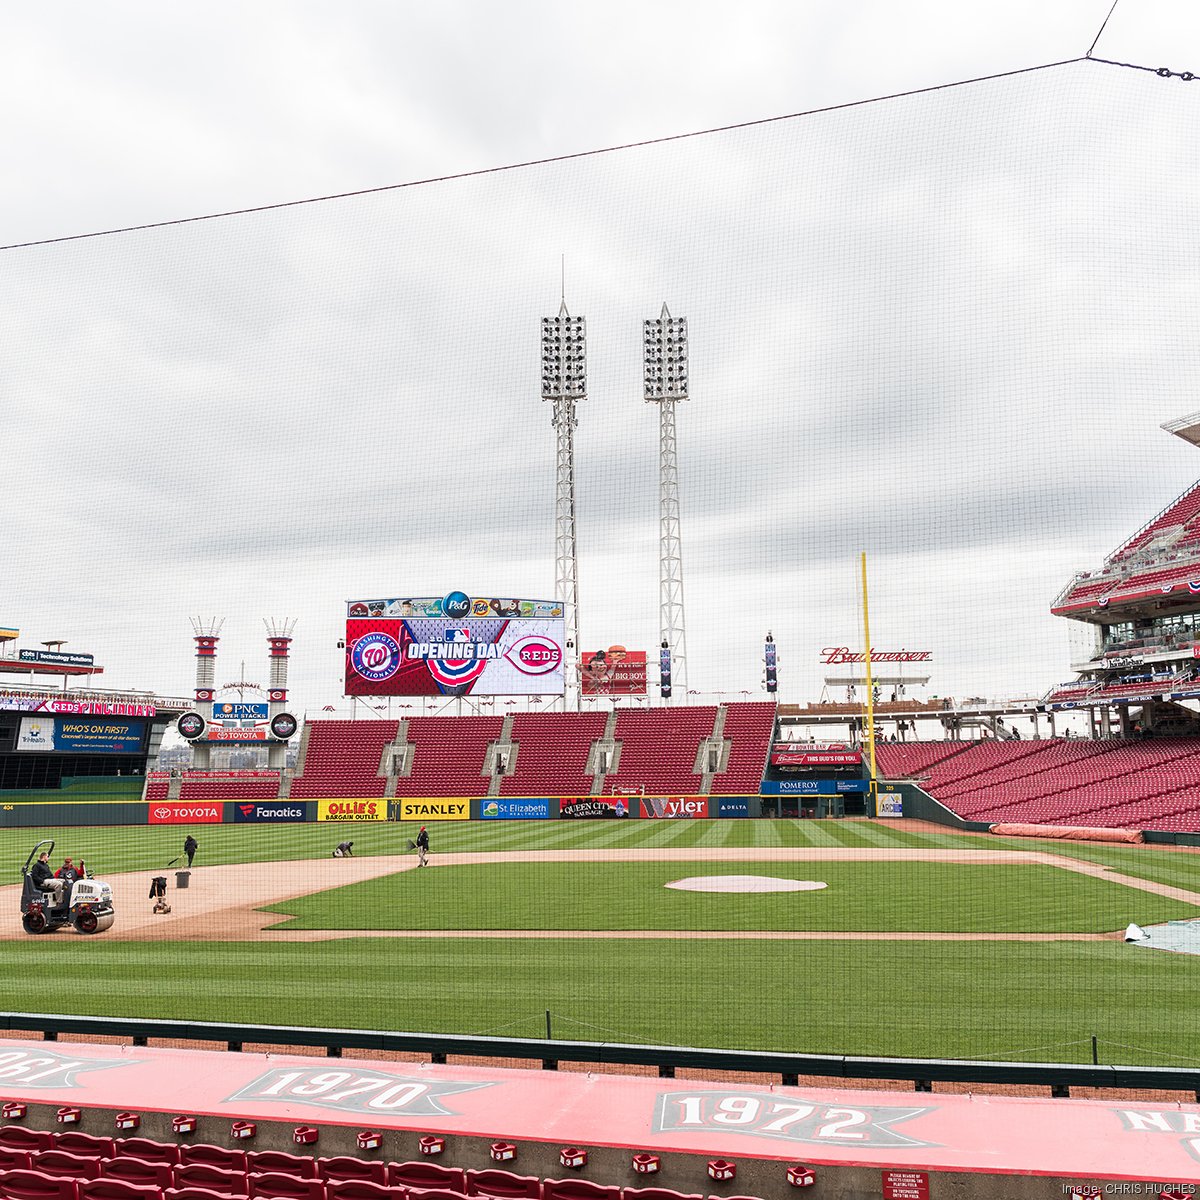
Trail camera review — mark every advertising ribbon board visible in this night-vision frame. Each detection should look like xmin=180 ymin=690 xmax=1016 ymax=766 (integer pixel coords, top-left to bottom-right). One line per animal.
xmin=479 ymin=799 xmax=552 ymax=820
xmin=560 ymin=797 xmax=633 ymax=818
xmin=639 ymin=797 xmax=709 ymax=819
xmin=148 ymin=804 xmax=222 ymax=825
xmin=317 ymin=799 xmax=386 ymax=822
xmin=17 ymin=717 xmax=144 ymax=754
xmin=397 ymin=799 xmax=470 ymax=821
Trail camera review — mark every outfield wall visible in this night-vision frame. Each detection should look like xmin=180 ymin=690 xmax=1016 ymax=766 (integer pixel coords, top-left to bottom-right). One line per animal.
xmin=0 ymin=795 xmax=763 ymax=827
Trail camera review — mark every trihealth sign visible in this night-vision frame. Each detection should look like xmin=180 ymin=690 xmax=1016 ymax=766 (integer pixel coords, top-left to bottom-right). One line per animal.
xmin=317 ymin=799 xmax=385 ymax=822
xmin=397 ymin=799 xmax=469 ymax=821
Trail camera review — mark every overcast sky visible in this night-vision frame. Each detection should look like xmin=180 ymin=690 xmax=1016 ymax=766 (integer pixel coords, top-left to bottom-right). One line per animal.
xmin=4 ymin=0 xmax=1200 ymax=714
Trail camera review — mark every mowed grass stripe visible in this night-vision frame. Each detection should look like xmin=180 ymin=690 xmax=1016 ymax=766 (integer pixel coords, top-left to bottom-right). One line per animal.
xmin=1 ymin=937 xmax=1197 ymax=1065
xmin=261 ymin=860 xmax=1198 ymax=933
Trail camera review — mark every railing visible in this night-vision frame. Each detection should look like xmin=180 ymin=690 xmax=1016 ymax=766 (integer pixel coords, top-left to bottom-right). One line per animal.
xmin=2 ymin=1012 xmax=1198 ymax=1101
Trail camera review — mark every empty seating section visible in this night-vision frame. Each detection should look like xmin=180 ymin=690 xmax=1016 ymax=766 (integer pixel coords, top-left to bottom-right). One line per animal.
xmin=499 ymin=712 xmax=607 ymax=796
xmin=395 ymin=717 xmax=504 ymax=797
xmin=919 ymin=741 xmax=1048 ymax=794
xmin=291 ymin=721 xmax=398 ymax=798
xmin=935 ymin=740 xmax=1121 ymax=801
xmin=0 ymin=1131 xmax=770 ymax=1200
xmin=1113 ymin=481 xmax=1200 ymax=560
xmin=607 ymin=707 xmax=717 ymax=794
xmin=177 ymin=774 xmax=281 ymax=801
xmin=710 ymin=702 xmax=776 ymax=794
xmin=144 ymin=775 xmax=170 ymax=801
xmin=920 ymin=737 xmax=1200 ymax=830
xmin=873 ymin=741 xmax=972 ymax=779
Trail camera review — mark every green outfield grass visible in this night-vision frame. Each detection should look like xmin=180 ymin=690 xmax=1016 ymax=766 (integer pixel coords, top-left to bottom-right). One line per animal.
xmin=0 ymin=935 xmax=1196 ymax=1065
xmin=2 ymin=818 xmax=1199 ymax=1066
xmin=262 ymin=859 xmax=1200 ymax=933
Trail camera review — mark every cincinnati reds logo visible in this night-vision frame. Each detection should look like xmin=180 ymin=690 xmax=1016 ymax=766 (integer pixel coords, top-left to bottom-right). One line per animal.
xmin=505 ymin=635 xmax=562 ymax=675
xmin=351 ymin=633 xmax=402 ymax=682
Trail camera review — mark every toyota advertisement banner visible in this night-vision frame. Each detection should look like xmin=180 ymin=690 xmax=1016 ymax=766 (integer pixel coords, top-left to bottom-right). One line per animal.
xmin=344 ymin=591 xmax=565 ymax=697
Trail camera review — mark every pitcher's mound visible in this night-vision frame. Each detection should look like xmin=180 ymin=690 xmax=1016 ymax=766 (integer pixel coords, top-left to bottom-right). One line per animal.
xmin=666 ymin=876 xmax=828 ymax=893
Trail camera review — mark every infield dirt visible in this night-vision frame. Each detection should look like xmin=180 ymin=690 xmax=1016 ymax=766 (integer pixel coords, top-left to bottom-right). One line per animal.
xmin=6 ymin=846 xmax=1195 ymax=942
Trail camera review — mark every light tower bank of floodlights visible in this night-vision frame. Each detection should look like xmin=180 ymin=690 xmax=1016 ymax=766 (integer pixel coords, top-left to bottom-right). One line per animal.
xmin=188 ymin=617 xmax=225 ymax=770
xmin=542 ymin=301 xmax=586 ymax=710
xmin=644 ymin=304 xmax=689 ymax=702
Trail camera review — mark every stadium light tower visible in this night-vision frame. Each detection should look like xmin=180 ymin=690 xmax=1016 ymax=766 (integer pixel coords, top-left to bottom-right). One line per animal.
xmin=644 ymin=303 xmax=689 ymax=703
xmin=542 ymin=300 xmax=586 ymax=710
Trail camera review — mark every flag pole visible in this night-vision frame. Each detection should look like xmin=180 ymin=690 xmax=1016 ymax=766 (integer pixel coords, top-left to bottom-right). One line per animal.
xmin=861 ymin=552 xmax=878 ymax=812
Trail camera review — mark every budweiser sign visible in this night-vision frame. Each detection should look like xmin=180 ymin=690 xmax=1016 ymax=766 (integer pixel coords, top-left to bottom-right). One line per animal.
xmin=821 ymin=647 xmax=932 ymax=665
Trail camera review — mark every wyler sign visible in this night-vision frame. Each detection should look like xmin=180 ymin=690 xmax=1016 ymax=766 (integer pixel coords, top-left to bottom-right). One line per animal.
xmin=317 ymin=800 xmax=384 ymax=822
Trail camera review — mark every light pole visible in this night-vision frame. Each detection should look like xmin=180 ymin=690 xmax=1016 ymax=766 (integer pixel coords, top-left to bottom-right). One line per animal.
xmin=542 ymin=301 xmax=586 ymax=710
xmin=644 ymin=304 xmax=689 ymax=704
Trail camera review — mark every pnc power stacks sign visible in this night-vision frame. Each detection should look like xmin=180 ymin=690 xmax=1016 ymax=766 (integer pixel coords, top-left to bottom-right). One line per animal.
xmin=344 ymin=591 xmax=565 ymax=697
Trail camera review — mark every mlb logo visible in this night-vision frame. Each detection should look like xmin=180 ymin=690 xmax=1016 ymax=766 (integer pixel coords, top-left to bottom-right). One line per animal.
xmin=444 ymin=628 xmax=471 ymax=645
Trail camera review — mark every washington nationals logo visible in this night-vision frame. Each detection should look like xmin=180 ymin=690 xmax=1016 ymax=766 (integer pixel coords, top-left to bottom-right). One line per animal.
xmin=350 ymin=633 xmax=402 ymax=682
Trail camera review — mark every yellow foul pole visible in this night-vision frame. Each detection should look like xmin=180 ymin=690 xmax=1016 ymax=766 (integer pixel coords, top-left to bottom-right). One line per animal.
xmin=861 ymin=552 xmax=878 ymax=810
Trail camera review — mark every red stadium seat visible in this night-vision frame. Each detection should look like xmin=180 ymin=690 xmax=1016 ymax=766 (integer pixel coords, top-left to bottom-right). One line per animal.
xmin=165 ymin=1191 xmax=248 ymax=1200
xmin=113 ymin=1144 xmax=179 ymax=1169
xmin=246 ymin=1155 xmax=317 ymax=1182
xmin=542 ymin=1183 xmax=619 ymax=1200
xmin=177 ymin=1151 xmax=247 ymax=1176
xmin=404 ymin=1191 xmax=464 ymax=1200
xmin=246 ymin=1175 xmax=323 ymax=1200
xmin=32 ymin=1156 xmax=100 ymax=1183
xmin=0 ymin=1170 xmax=79 ymax=1200
xmin=0 ymin=1155 xmax=31 ymax=1176
xmin=102 ymin=1165 xmax=174 ymax=1191
xmin=465 ymin=1171 xmax=540 ymax=1200
xmin=316 ymin=1164 xmax=385 ymax=1188
xmin=386 ymin=1166 xmax=465 ymax=1195
xmin=77 ymin=1180 xmax=163 ymax=1200
xmin=171 ymin=1168 xmax=248 ymax=1198
xmin=55 ymin=1138 xmax=115 ymax=1161
xmin=323 ymin=1182 xmax=404 ymax=1200
xmin=0 ymin=1129 xmax=55 ymax=1152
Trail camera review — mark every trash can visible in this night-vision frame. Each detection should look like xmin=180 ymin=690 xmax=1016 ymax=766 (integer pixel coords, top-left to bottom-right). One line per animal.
xmin=174 ymin=870 xmax=191 ymax=889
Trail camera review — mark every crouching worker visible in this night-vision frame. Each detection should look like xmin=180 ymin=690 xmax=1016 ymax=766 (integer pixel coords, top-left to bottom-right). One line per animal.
xmin=31 ymin=852 xmax=65 ymax=904
xmin=149 ymin=876 xmax=171 ymax=914
xmin=332 ymin=841 xmax=354 ymax=858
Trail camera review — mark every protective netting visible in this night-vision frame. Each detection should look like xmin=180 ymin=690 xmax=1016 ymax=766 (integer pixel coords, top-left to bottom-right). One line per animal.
xmin=5 ymin=59 xmax=1200 ymax=1066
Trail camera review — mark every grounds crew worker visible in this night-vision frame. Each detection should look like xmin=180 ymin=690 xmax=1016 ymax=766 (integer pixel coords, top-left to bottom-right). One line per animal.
xmin=415 ymin=825 xmax=430 ymax=867
xmin=184 ymin=835 xmax=198 ymax=868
